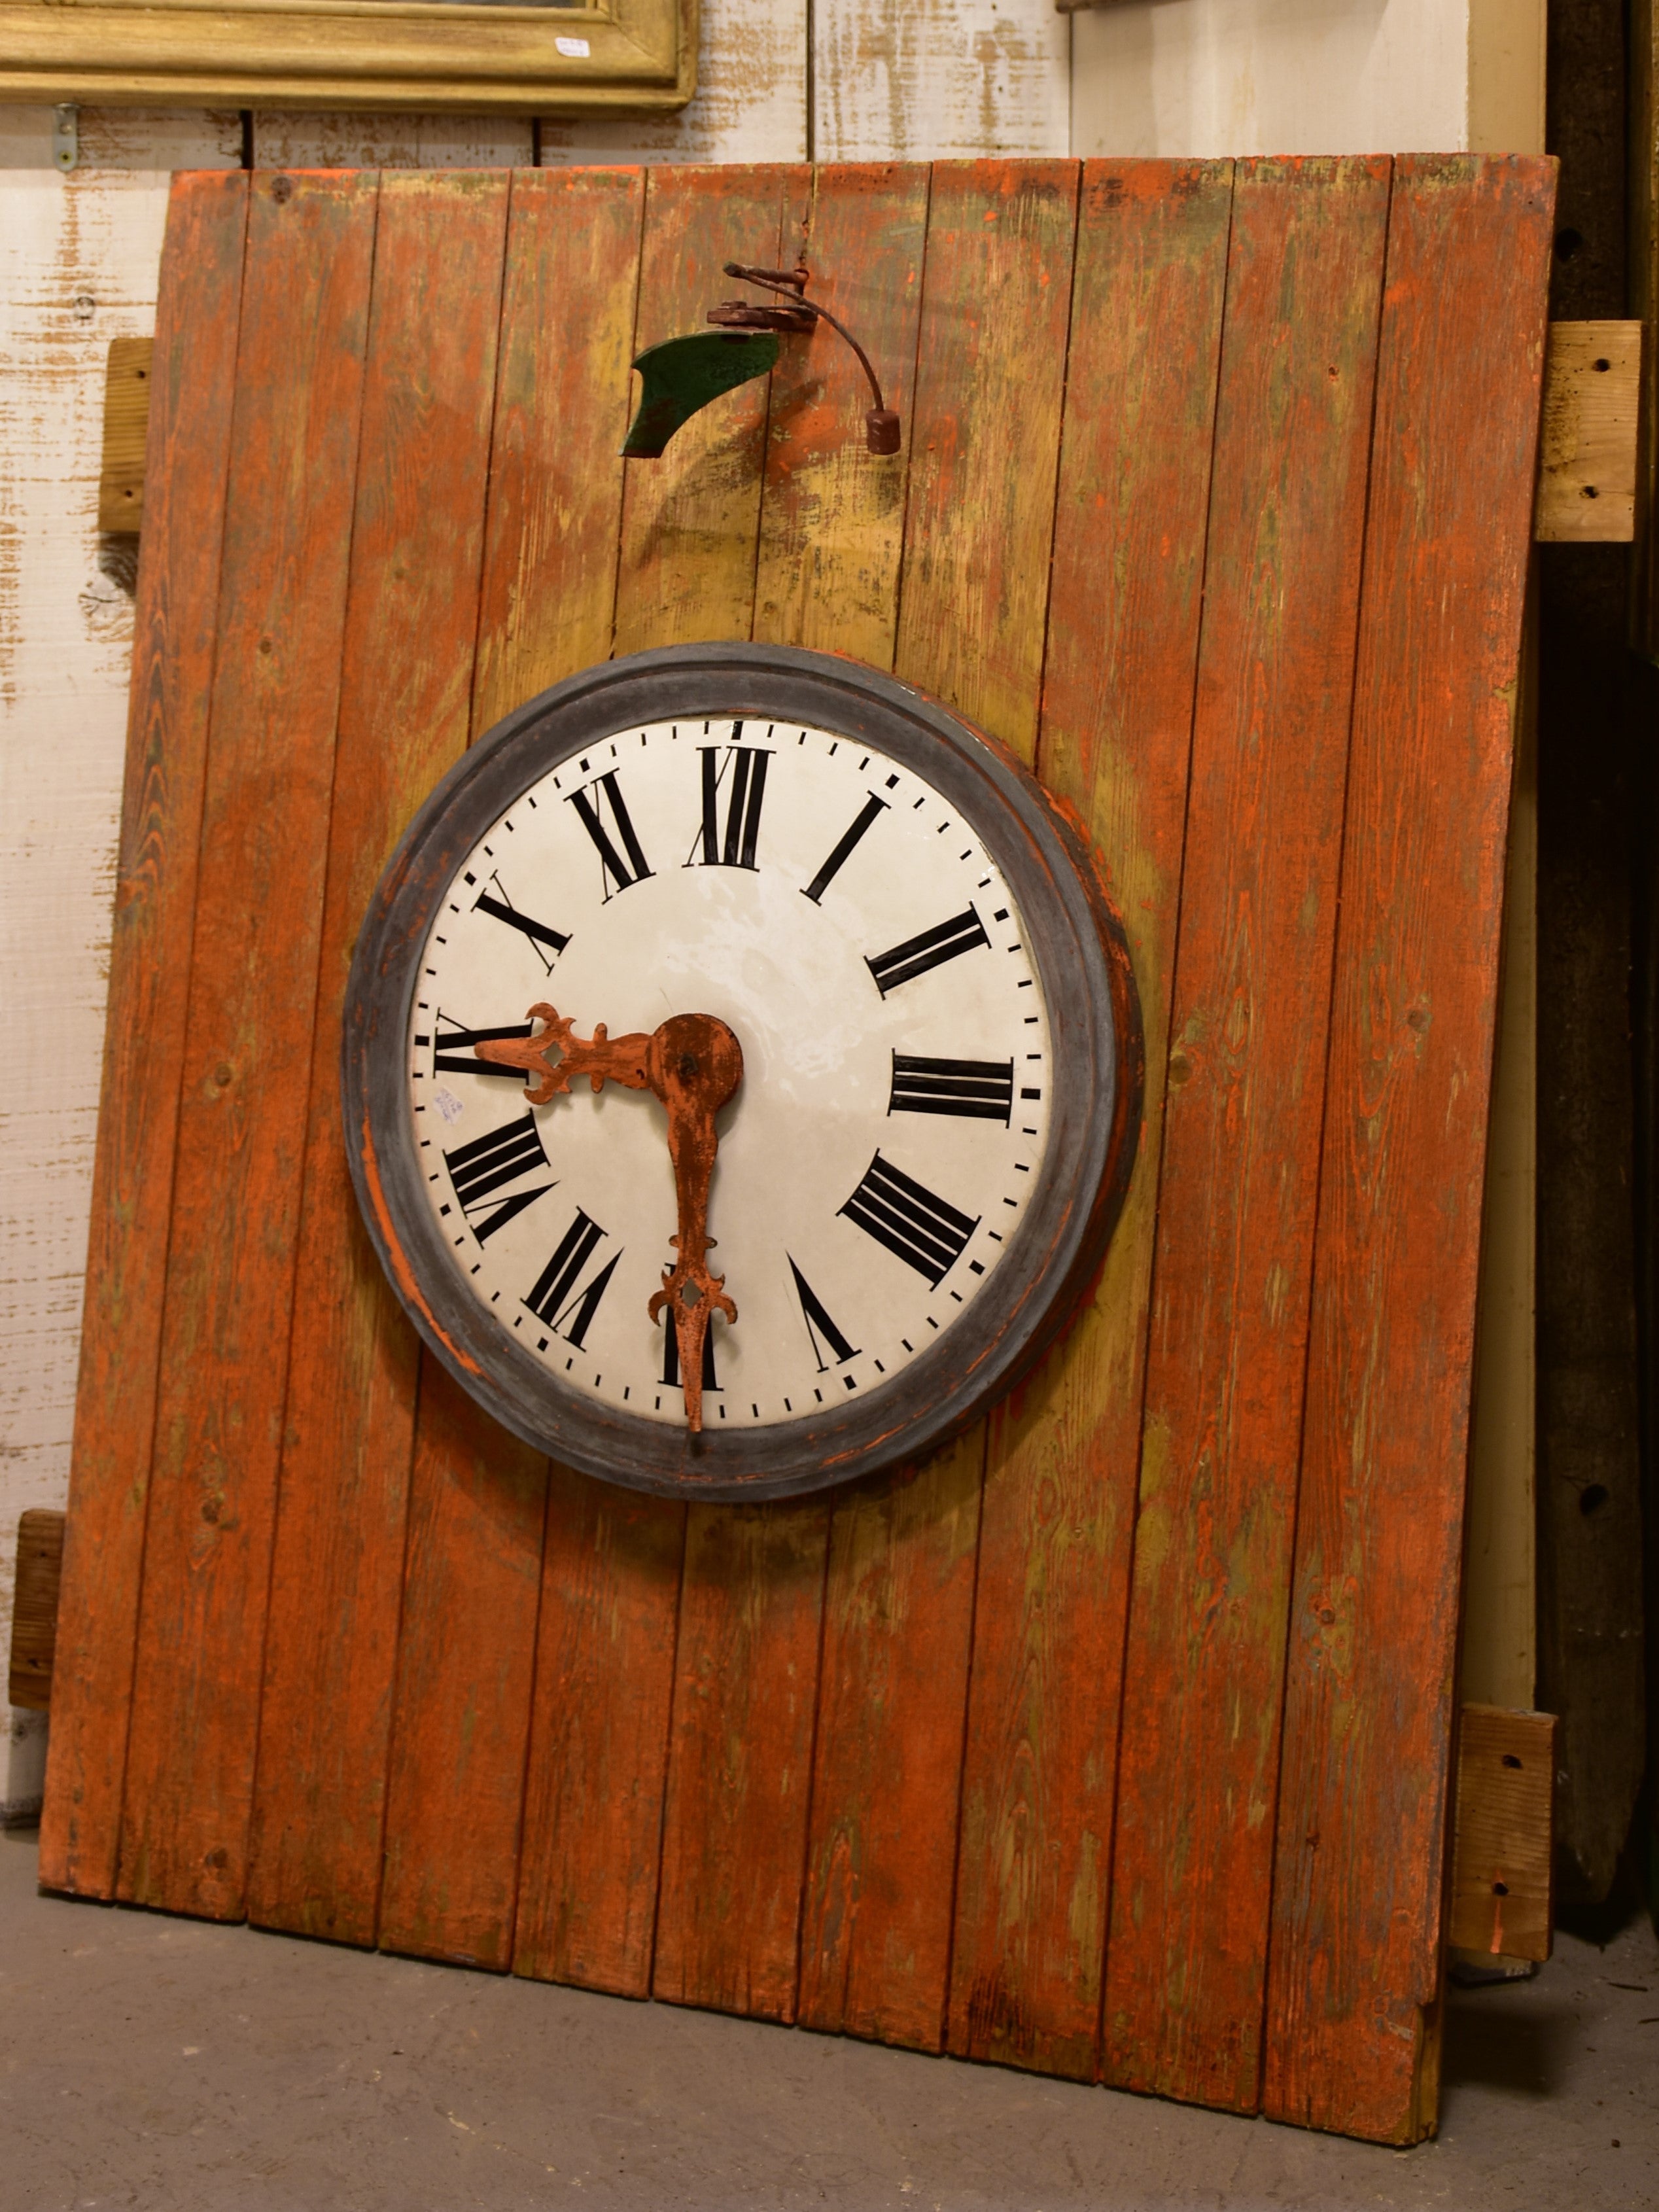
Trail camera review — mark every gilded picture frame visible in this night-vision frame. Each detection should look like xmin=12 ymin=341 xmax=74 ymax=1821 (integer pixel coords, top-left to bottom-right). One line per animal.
xmin=0 ymin=0 xmax=695 ymax=114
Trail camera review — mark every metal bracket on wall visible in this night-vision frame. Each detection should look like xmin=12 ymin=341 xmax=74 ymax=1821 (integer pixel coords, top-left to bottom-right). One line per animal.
xmin=51 ymin=103 xmax=77 ymax=174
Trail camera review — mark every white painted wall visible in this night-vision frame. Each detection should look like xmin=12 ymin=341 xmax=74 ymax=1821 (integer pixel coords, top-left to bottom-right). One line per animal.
xmin=0 ymin=0 xmax=1546 ymax=1821
xmin=1072 ymin=0 xmax=1545 ymax=159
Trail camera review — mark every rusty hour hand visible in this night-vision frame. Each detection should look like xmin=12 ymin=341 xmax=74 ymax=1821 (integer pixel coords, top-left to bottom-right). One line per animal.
xmin=645 ymin=1015 xmax=742 ymax=1435
xmin=476 ymin=1004 xmax=742 ymax=1433
xmin=476 ymin=1004 xmax=651 ymax=1102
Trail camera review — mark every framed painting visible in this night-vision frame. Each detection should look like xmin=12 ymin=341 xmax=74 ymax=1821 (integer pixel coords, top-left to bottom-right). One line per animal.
xmin=0 ymin=0 xmax=695 ymax=114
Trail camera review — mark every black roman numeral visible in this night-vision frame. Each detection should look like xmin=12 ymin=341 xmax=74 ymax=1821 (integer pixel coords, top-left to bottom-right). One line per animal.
xmin=430 ymin=1013 xmax=534 ymax=1078
xmin=801 ymin=793 xmax=886 ymax=905
xmin=466 ymin=870 xmax=569 ymax=974
xmin=661 ymin=1315 xmax=720 ymax=1392
xmin=690 ymin=735 xmax=771 ymax=869
xmin=788 ymin=1257 xmax=861 ymax=1371
xmin=838 ymin=1151 xmax=979 ymax=1289
xmin=865 ymin=906 xmax=990 ymax=996
xmin=444 ymin=1112 xmax=553 ymax=1242
xmin=888 ymin=1053 xmax=1014 ymax=1125
xmin=568 ymin=771 xmax=652 ymax=898
xmin=524 ymin=1209 xmax=621 ymax=1348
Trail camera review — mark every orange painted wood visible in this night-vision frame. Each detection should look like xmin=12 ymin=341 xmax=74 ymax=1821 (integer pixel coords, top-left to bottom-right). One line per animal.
xmin=472 ymin=166 xmax=645 ymax=724
xmin=948 ymin=158 xmax=1233 ymax=2081
xmin=246 ymin=170 xmax=512 ymax=1944
xmin=1101 ymin=157 xmax=1391 ymax=2112
xmin=40 ymin=171 xmax=249 ymax=1900
xmin=753 ymin=162 xmax=930 ymax=663
xmin=614 ymin=164 xmax=805 ymax=657
xmin=800 ymin=158 xmax=1083 ymax=2053
xmin=114 ymin=171 xmax=378 ymax=1920
xmin=469 ymin=166 xmax=694 ymax=2003
xmin=377 ymin=1363 xmax=548 ymax=1967
xmin=652 ymin=1499 xmax=832 ymax=2019
xmin=513 ymin=1467 xmax=686 ymax=1992
xmin=1263 ymin=154 xmax=1555 ymax=2145
xmin=798 ymin=1432 xmax=985 ymax=2048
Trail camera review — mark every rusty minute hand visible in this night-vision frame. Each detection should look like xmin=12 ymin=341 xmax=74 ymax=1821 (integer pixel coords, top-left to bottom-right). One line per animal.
xmin=644 ymin=1013 xmax=743 ymax=1433
xmin=476 ymin=1004 xmax=651 ymax=1100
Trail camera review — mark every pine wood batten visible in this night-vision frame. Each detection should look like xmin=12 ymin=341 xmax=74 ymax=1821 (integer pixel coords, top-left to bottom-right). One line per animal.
xmin=0 ymin=0 xmax=696 ymax=113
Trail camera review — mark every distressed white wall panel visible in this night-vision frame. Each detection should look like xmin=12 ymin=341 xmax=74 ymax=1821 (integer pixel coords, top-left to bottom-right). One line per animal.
xmin=539 ymin=0 xmax=807 ymax=164
xmin=0 ymin=105 xmax=239 ymax=1817
xmin=1072 ymin=0 xmax=1471 ymax=158
xmin=815 ymin=0 xmax=1070 ymax=161
xmin=251 ymin=112 xmax=534 ymax=167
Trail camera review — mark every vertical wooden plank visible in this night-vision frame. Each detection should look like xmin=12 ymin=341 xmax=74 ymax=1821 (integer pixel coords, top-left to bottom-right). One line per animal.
xmin=378 ymin=1365 xmax=548 ymax=1967
xmin=114 ymin=170 xmax=379 ymax=1920
xmin=946 ymin=159 xmax=1232 ymax=2081
xmin=792 ymin=158 xmax=1081 ymax=2054
xmin=246 ymin=169 xmax=512 ymax=1946
xmin=1101 ymin=156 xmax=1391 ymax=2113
xmin=39 ymin=171 xmax=249 ymax=1899
xmin=623 ymin=161 xmax=835 ymax=2021
xmin=464 ymin=166 xmax=693 ymax=2003
xmin=613 ymin=164 xmax=801 ymax=656
xmin=472 ymin=166 xmax=645 ymax=723
xmin=1265 ymin=154 xmax=1554 ymax=2146
xmin=752 ymin=162 xmax=930 ymax=665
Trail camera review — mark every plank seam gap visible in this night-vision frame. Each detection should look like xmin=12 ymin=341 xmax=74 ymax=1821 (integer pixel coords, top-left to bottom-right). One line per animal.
xmin=788 ymin=1486 xmax=837 ymax=2024
xmin=938 ymin=1421 xmax=992 ymax=2053
xmin=642 ymin=1503 xmax=691 ymax=1997
xmin=1091 ymin=154 xmax=1240 ymax=2087
xmin=503 ymin=1466 xmax=556 ymax=1971
xmin=884 ymin=162 xmax=938 ymax=706
xmin=110 ymin=171 xmax=254 ymax=1905
xmin=248 ymin=167 xmax=383 ymax=1929
xmin=742 ymin=168 xmax=802 ymax=650
xmin=371 ymin=1349 xmax=427 ymax=1948
xmin=1254 ymin=153 xmax=1399 ymax=2120
xmin=1027 ymin=158 xmax=1086 ymax=797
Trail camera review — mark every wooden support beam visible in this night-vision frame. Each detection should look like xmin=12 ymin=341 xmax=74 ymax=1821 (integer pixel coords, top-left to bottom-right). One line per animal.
xmin=97 ymin=336 xmax=152 ymax=535
xmin=9 ymin=1510 xmax=64 ymax=1712
xmin=1446 ymin=1703 xmax=1556 ymax=1962
xmin=1534 ymin=320 xmax=1643 ymax=541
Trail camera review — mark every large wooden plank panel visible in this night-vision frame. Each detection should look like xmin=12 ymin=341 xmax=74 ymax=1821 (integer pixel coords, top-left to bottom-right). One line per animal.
xmin=115 ymin=171 xmax=379 ymax=1919
xmin=947 ymin=158 xmax=1232 ymax=2082
xmin=1101 ymin=156 xmax=1390 ymax=2113
xmin=1263 ymin=153 xmax=1554 ymax=2145
xmin=794 ymin=158 xmax=1081 ymax=2054
xmin=247 ymin=169 xmax=512 ymax=1944
xmin=39 ymin=171 xmax=249 ymax=1899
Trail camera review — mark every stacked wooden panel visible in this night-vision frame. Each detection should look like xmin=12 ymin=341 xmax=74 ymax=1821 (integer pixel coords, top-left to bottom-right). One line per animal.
xmin=41 ymin=154 xmax=1552 ymax=2145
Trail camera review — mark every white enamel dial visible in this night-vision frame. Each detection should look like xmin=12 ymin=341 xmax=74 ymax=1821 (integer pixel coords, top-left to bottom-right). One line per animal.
xmin=406 ymin=717 xmax=1055 ymax=1430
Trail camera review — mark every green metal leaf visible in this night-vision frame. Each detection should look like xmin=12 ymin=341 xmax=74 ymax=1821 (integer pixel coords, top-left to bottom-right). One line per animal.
xmin=621 ymin=331 xmax=780 ymax=459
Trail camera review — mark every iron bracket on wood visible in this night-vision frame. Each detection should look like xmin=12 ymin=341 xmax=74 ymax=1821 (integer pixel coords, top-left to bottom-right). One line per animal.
xmin=709 ymin=263 xmax=901 ymax=454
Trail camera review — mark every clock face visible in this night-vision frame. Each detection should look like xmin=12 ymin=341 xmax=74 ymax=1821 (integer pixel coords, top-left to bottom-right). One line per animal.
xmin=347 ymin=646 xmax=1140 ymax=1500
xmin=408 ymin=720 xmax=1055 ymax=1431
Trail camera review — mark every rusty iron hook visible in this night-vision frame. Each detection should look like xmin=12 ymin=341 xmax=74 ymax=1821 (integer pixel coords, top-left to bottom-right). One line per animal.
xmin=708 ymin=262 xmax=901 ymax=455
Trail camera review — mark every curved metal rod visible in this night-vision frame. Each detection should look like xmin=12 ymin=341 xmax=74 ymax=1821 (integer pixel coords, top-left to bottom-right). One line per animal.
xmin=721 ymin=262 xmax=898 ymax=448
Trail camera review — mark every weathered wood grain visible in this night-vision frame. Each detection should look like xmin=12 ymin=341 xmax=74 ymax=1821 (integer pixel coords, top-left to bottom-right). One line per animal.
xmin=113 ymin=170 xmax=377 ymax=1921
xmin=752 ymin=162 xmax=929 ymax=665
xmin=9 ymin=1508 xmax=65 ymax=1712
xmin=949 ymin=158 xmax=1232 ymax=2082
xmin=467 ymin=164 xmax=692 ymax=2001
xmin=813 ymin=1 xmax=1070 ymax=163
xmin=1264 ymin=153 xmax=1554 ymax=2145
xmin=614 ymin=163 xmax=801 ymax=657
xmin=37 ymin=171 xmax=249 ymax=1899
xmin=247 ymin=169 xmax=511 ymax=1946
xmin=801 ymin=157 xmax=1081 ymax=2054
xmin=653 ymin=1497 xmax=833 ymax=2018
xmin=1446 ymin=1704 xmax=1556 ymax=1962
xmin=379 ymin=1363 xmax=549 ymax=1967
xmin=513 ymin=1466 xmax=687 ymax=1992
xmin=1101 ymin=156 xmax=1390 ymax=2114
xmin=96 ymin=336 xmax=152 ymax=535
xmin=472 ymin=166 xmax=645 ymax=728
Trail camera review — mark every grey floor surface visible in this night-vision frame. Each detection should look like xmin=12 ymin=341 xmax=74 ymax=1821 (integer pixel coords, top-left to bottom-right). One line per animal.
xmin=2 ymin=1827 xmax=1654 ymax=2211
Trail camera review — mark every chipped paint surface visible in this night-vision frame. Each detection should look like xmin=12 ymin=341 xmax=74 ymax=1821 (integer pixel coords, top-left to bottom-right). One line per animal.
xmin=252 ymin=112 xmax=534 ymax=168
xmin=816 ymin=0 xmax=1069 ymax=160
xmin=0 ymin=105 xmax=239 ymax=1793
xmin=539 ymin=0 xmax=808 ymax=164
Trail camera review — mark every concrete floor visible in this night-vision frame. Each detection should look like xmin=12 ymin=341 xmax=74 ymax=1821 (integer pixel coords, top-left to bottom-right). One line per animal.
xmin=2 ymin=1828 xmax=1654 ymax=2211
